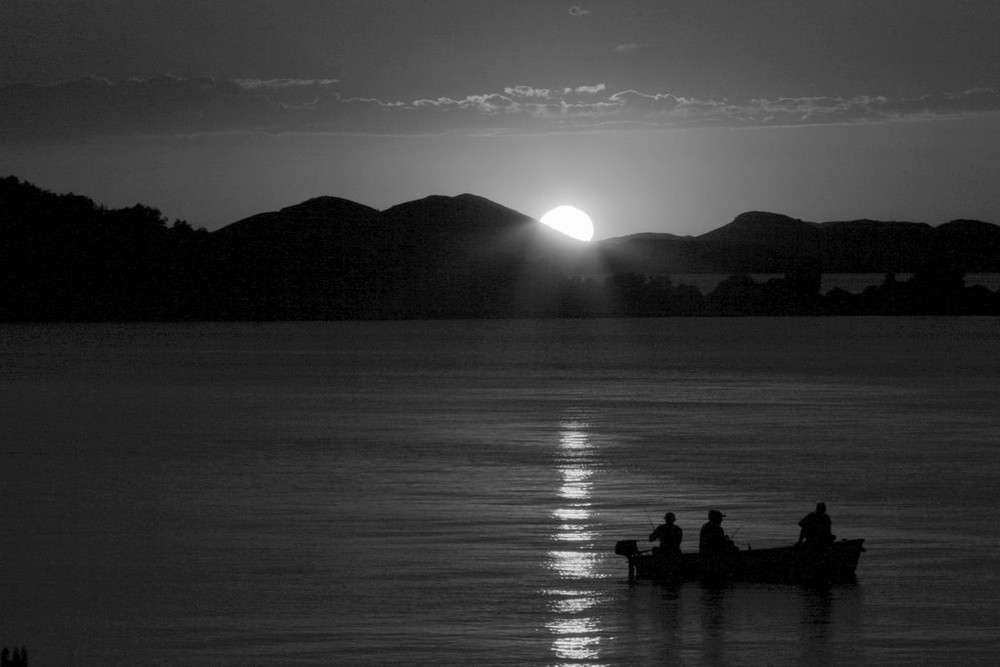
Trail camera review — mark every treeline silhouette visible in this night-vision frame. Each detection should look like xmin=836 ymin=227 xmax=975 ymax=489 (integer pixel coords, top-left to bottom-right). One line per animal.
xmin=570 ymin=268 xmax=999 ymax=316
xmin=1 ymin=176 xmax=211 ymax=320
xmin=3 ymin=176 xmax=999 ymax=321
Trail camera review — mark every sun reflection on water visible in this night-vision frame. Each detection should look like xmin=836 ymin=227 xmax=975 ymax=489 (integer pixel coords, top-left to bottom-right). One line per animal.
xmin=554 ymin=507 xmax=590 ymax=521
xmin=545 ymin=419 xmax=607 ymax=665
xmin=544 ymin=590 xmax=607 ymax=663
xmin=553 ymin=527 xmax=596 ymax=542
xmin=545 ymin=590 xmax=599 ymax=614
xmin=548 ymin=549 xmax=604 ymax=578
xmin=561 ymin=466 xmax=592 ymax=482
xmin=559 ymin=427 xmax=590 ymax=451
xmin=548 ymin=618 xmax=602 ymax=661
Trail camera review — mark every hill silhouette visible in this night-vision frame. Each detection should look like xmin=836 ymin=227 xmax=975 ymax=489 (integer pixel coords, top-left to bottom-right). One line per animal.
xmin=2 ymin=175 xmax=999 ymax=320
xmin=599 ymin=211 xmax=1000 ymax=274
xmin=210 ymin=191 xmax=594 ymax=318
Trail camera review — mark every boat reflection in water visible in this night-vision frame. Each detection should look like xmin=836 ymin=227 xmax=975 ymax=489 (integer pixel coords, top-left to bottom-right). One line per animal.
xmin=544 ymin=419 xmax=608 ymax=664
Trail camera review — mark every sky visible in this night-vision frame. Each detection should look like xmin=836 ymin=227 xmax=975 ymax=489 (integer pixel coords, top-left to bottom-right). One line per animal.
xmin=2 ymin=1 xmax=999 ymax=239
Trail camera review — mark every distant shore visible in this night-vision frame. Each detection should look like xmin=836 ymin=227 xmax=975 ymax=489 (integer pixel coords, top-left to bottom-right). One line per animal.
xmin=674 ymin=273 xmax=1000 ymax=295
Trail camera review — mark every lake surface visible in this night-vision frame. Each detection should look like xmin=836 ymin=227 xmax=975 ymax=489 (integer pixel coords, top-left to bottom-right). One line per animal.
xmin=2 ymin=318 xmax=999 ymax=664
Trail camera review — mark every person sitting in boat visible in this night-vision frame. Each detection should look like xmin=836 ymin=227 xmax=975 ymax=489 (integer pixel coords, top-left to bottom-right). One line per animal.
xmin=698 ymin=509 xmax=734 ymax=560
xmin=649 ymin=512 xmax=683 ymax=557
xmin=797 ymin=502 xmax=835 ymax=547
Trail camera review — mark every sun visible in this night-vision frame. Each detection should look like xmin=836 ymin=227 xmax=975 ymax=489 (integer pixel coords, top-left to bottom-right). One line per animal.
xmin=540 ymin=205 xmax=594 ymax=242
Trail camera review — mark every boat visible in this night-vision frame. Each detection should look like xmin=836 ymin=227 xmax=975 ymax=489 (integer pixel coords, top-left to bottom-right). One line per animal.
xmin=614 ymin=538 xmax=866 ymax=584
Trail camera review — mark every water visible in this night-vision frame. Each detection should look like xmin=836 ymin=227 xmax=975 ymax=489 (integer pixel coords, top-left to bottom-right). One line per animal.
xmin=1 ymin=318 xmax=999 ymax=664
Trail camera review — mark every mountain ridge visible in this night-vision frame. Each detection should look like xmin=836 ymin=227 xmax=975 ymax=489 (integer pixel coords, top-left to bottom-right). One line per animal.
xmin=214 ymin=197 xmax=1000 ymax=274
xmin=209 ymin=195 xmax=1000 ymax=282
xmin=4 ymin=175 xmax=1000 ymax=320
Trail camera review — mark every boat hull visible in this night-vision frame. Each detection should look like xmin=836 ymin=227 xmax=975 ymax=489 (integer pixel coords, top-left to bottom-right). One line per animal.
xmin=619 ymin=539 xmax=865 ymax=584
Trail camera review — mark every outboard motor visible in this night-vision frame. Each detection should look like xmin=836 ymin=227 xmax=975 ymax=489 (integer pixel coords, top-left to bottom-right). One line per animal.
xmin=615 ymin=539 xmax=639 ymax=556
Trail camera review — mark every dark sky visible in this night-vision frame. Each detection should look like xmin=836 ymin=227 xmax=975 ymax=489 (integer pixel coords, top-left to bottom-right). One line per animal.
xmin=2 ymin=1 xmax=999 ymax=237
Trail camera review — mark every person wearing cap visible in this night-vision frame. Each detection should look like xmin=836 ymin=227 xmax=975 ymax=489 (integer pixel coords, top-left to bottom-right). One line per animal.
xmin=797 ymin=502 xmax=834 ymax=547
xmin=649 ymin=511 xmax=683 ymax=557
xmin=698 ymin=509 xmax=730 ymax=560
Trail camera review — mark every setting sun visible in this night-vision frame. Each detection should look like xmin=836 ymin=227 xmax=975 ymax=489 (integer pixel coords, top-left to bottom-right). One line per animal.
xmin=540 ymin=205 xmax=595 ymax=242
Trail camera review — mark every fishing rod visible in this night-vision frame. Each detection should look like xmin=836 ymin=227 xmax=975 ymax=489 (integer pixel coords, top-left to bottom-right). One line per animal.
xmin=729 ymin=523 xmax=751 ymax=549
xmin=635 ymin=509 xmax=656 ymax=555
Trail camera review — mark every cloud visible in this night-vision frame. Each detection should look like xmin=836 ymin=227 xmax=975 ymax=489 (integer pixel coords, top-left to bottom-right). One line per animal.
xmin=1 ymin=76 xmax=998 ymax=142
xmin=233 ymin=78 xmax=340 ymax=90
xmin=877 ymin=89 xmax=1000 ymax=117
xmin=568 ymin=6 xmax=591 ymax=17
xmin=610 ymin=90 xmax=684 ymax=114
xmin=565 ymin=84 xmax=606 ymax=96
xmin=613 ymin=43 xmax=643 ymax=55
xmin=503 ymin=86 xmax=554 ymax=100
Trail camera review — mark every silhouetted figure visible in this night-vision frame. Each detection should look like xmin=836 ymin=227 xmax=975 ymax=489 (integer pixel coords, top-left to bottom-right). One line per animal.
xmin=1 ymin=646 xmax=28 ymax=667
xmin=797 ymin=502 xmax=834 ymax=547
xmin=649 ymin=511 xmax=683 ymax=556
xmin=699 ymin=509 xmax=732 ymax=568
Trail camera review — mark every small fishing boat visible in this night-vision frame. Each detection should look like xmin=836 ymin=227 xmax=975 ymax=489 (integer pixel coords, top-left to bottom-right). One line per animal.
xmin=614 ymin=538 xmax=866 ymax=583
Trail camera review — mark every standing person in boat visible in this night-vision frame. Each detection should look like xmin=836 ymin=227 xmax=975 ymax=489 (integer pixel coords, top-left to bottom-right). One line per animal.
xmin=698 ymin=509 xmax=732 ymax=565
xmin=796 ymin=502 xmax=835 ymax=547
xmin=649 ymin=512 xmax=683 ymax=557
